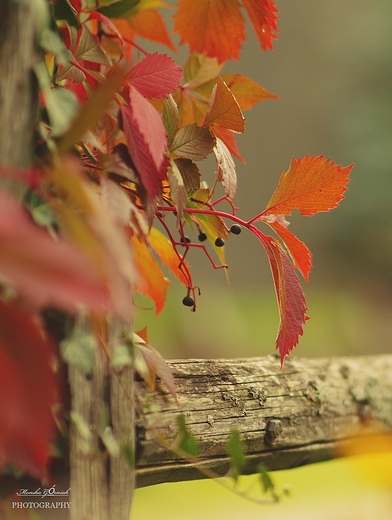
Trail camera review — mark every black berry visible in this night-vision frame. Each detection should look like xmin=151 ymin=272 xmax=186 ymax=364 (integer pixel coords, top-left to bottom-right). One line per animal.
xmin=180 ymin=236 xmax=191 ymax=244
xmin=215 ymin=237 xmax=225 ymax=247
xmin=230 ymin=224 xmax=242 ymax=235
xmin=182 ymin=295 xmax=195 ymax=307
xmin=198 ymin=232 xmax=207 ymax=242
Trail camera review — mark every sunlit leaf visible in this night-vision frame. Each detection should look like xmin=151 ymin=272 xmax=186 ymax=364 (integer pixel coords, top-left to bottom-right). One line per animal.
xmin=147 ymin=226 xmax=189 ymax=286
xmin=263 ymin=217 xmax=312 ymax=282
xmin=221 ymin=73 xmax=280 ymax=110
xmin=203 ymin=77 xmax=245 ymax=133
xmin=242 ymin=0 xmax=279 ymax=51
xmin=252 ymin=229 xmax=308 ymax=366
xmin=264 ymin=155 xmax=354 ymax=217
xmin=174 ymin=0 xmax=246 ymax=63
xmin=130 ymin=235 xmax=169 ymax=315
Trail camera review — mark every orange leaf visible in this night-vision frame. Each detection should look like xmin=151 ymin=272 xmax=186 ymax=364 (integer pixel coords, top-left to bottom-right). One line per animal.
xmin=221 ymin=73 xmax=280 ymax=110
xmin=264 ymin=155 xmax=354 ymax=216
xmin=173 ymin=0 xmax=246 ymax=63
xmin=148 ymin=224 xmax=189 ymax=281
xmin=242 ymin=0 xmax=279 ymax=51
xmin=203 ymin=77 xmax=245 ymax=132
xmin=264 ymin=217 xmax=312 ymax=282
xmin=252 ymin=228 xmax=308 ymax=367
xmin=0 ymin=301 xmax=57 ymax=478
xmin=131 ymin=235 xmax=169 ymax=315
xmin=128 ymin=8 xmax=176 ymax=52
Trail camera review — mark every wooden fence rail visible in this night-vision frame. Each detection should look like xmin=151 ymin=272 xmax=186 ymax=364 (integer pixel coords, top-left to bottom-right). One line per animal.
xmin=135 ymin=354 xmax=392 ymax=488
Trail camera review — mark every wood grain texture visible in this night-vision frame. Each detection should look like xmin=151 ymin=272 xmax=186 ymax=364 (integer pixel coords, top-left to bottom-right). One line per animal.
xmin=135 ymin=354 xmax=392 ymax=487
xmin=0 ymin=1 xmax=40 ymax=167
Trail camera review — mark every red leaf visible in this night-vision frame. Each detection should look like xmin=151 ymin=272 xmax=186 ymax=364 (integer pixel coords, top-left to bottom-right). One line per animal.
xmin=264 ymin=217 xmax=312 ymax=282
xmin=0 ymin=301 xmax=57 ymax=478
xmin=121 ymin=97 xmax=168 ymax=200
xmin=127 ymin=52 xmax=182 ymax=99
xmin=129 ymin=86 xmax=167 ymax=170
xmin=241 ymin=0 xmax=279 ymax=51
xmin=264 ymin=155 xmax=354 ymax=216
xmin=0 ymin=191 xmax=113 ymax=313
xmin=203 ymin=77 xmax=245 ymax=132
xmin=251 ymin=227 xmax=308 ymax=367
xmin=173 ymin=0 xmax=246 ymax=63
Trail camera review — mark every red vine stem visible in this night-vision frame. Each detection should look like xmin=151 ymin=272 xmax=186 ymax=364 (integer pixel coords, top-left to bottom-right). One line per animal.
xmin=156 ymin=205 xmax=266 ymax=235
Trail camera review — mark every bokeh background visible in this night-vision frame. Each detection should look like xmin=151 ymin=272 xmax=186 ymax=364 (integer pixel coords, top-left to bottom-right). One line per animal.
xmin=133 ymin=0 xmax=392 ymax=517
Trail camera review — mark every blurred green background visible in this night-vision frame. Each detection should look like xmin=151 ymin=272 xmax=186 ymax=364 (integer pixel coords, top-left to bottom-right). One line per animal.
xmin=133 ymin=0 xmax=392 ymax=518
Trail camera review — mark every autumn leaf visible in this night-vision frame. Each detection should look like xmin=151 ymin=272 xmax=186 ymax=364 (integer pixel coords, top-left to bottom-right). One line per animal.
xmin=264 ymin=155 xmax=354 ymax=217
xmin=147 ymin=227 xmax=189 ymax=286
xmin=174 ymin=0 xmax=278 ymax=62
xmin=127 ymin=6 xmax=176 ymax=52
xmin=168 ymin=160 xmax=187 ymax=224
xmin=174 ymin=0 xmax=246 ymax=63
xmin=132 ymin=332 xmax=177 ymax=400
xmin=175 ymin=158 xmax=201 ymax=192
xmin=214 ymin=137 xmax=237 ymax=199
xmin=170 ymin=123 xmax=216 ymax=161
xmin=126 ymin=52 xmax=182 ymax=99
xmin=121 ymin=95 xmax=169 ymax=200
xmin=203 ymin=77 xmax=245 ymax=132
xmin=211 ymin=126 xmax=245 ymax=163
xmin=183 ymin=54 xmax=223 ymax=90
xmin=0 ymin=300 xmax=57 ymax=478
xmin=263 ymin=216 xmax=312 ymax=282
xmin=252 ymin=227 xmax=308 ymax=366
xmin=46 ymin=157 xmax=135 ymax=319
xmin=242 ymin=0 xmax=279 ymax=51
xmin=130 ymin=235 xmax=169 ymax=315
xmin=0 ymin=190 xmax=114 ymax=314
xmin=220 ymin=73 xmax=280 ymax=110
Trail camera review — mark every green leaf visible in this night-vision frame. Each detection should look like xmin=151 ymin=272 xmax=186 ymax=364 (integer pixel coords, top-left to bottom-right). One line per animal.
xmin=170 ymin=123 xmax=215 ymax=161
xmin=183 ymin=53 xmax=223 ymax=89
xmin=96 ymin=0 xmax=140 ymax=19
xmin=176 ymin=414 xmax=198 ymax=458
xmin=44 ymin=87 xmax=80 ymax=136
xmin=257 ymin=463 xmax=274 ymax=494
xmin=111 ymin=342 xmax=133 ymax=372
xmin=52 ymin=0 xmax=79 ymax=27
xmin=227 ymin=429 xmax=246 ymax=481
xmin=60 ymin=327 xmax=97 ymax=376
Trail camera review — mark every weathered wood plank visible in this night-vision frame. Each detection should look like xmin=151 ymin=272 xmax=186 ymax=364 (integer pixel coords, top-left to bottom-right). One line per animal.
xmin=135 ymin=355 xmax=392 ymax=487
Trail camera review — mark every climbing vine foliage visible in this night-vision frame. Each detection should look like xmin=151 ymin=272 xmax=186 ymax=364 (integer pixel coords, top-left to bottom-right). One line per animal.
xmin=0 ymin=0 xmax=352 ymax=479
